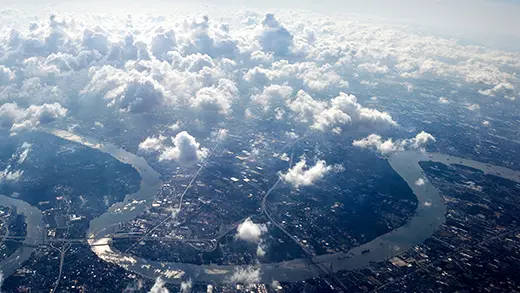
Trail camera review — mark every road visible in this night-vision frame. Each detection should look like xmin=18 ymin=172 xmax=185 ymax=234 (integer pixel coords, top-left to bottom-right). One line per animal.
xmin=122 ymin=131 xmax=224 ymax=254
xmin=259 ymin=135 xmax=349 ymax=292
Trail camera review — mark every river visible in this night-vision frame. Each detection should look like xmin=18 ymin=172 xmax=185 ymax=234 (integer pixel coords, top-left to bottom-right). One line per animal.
xmin=2 ymin=130 xmax=520 ymax=284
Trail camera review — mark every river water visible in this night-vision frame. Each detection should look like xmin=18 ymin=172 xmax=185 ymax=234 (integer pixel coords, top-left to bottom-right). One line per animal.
xmin=2 ymin=130 xmax=520 ymax=283
xmin=0 ymin=195 xmax=44 ymax=277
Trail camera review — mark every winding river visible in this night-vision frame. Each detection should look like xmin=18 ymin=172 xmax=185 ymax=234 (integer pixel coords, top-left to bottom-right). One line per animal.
xmin=2 ymin=129 xmax=520 ymax=284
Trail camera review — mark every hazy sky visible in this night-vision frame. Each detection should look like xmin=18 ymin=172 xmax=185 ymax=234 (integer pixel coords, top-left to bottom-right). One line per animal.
xmin=2 ymin=0 xmax=520 ymax=50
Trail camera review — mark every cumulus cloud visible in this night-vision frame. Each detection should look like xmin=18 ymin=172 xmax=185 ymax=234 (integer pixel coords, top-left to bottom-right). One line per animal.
xmin=353 ymin=131 xmax=436 ymax=155
xmin=83 ymin=66 xmax=165 ymax=113
xmin=438 ymin=97 xmax=449 ymax=104
xmin=0 ymin=65 xmax=15 ymax=85
xmin=151 ymin=30 xmax=177 ymax=61
xmin=160 ymin=131 xmax=208 ymax=163
xmin=271 ymin=280 xmax=282 ymax=290
xmin=0 ymin=7 xmax=516 ymax=130
xmin=466 ymin=103 xmax=481 ymax=111
xmin=138 ymin=135 xmax=167 ymax=153
xmin=0 ymin=102 xmax=68 ymax=133
xmin=139 ymin=132 xmax=204 ymax=164
xmin=479 ymin=82 xmax=516 ymax=100
xmin=287 ymin=91 xmax=397 ymax=133
xmin=281 ymin=159 xmax=342 ymax=188
xmin=149 ymin=277 xmax=168 ymax=293
xmin=256 ymin=244 xmax=266 ymax=257
xmin=236 ymin=218 xmax=267 ymax=243
xmin=190 ymin=79 xmax=238 ymax=115
xmin=0 ymin=166 xmax=24 ymax=182
xmin=139 ymin=131 xmax=208 ymax=164
xmin=16 ymin=142 xmax=32 ymax=164
xmin=415 ymin=178 xmax=426 ymax=186
xmin=228 ymin=267 xmax=261 ymax=285
xmin=259 ymin=14 xmax=294 ymax=56
xmin=180 ymin=279 xmax=192 ymax=293
xmin=251 ymin=84 xmax=293 ymax=111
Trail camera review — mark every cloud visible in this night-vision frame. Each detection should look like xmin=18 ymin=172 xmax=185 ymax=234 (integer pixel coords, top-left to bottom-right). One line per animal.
xmin=16 ymin=142 xmax=32 ymax=164
xmin=256 ymin=243 xmax=266 ymax=257
xmin=215 ymin=128 xmax=228 ymax=141
xmin=190 ymin=79 xmax=238 ymax=115
xmin=83 ymin=66 xmax=166 ymax=113
xmin=259 ymin=14 xmax=294 ymax=56
xmin=228 ymin=267 xmax=261 ymax=284
xmin=271 ymin=280 xmax=282 ymax=290
xmin=139 ymin=131 xmax=208 ymax=164
xmin=0 ymin=65 xmax=15 ymax=85
xmin=151 ymin=29 xmax=177 ymax=61
xmin=149 ymin=277 xmax=169 ymax=293
xmin=438 ymin=97 xmax=449 ymax=104
xmin=0 ymin=102 xmax=68 ymax=133
xmin=0 ymin=167 xmax=24 ymax=182
xmin=353 ymin=131 xmax=436 ymax=155
xmin=160 ymin=131 xmax=208 ymax=163
xmin=138 ymin=135 xmax=167 ymax=153
xmin=287 ymin=91 xmax=397 ymax=133
xmin=180 ymin=279 xmax=192 ymax=293
xmin=236 ymin=218 xmax=267 ymax=243
xmin=0 ymin=8 xmax=514 ymax=135
xmin=466 ymin=103 xmax=481 ymax=111
xmin=251 ymin=84 xmax=293 ymax=111
xmin=281 ymin=159 xmax=341 ymax=188
xmin=415 ymin=178 xmax=426 ymax=186
xmin=479 ymin=82 xmax=516 ymax=100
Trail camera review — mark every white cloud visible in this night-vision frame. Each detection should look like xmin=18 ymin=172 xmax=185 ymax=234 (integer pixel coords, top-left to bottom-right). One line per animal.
xmin=83 ymin=66 xmax=166 ymax=113
xmin=479 ymin=82 xmax=516 ymax=100
xmin=466 ymin=103 xmax=481 ymax=111
xmin=353 ymin=131 xmax=436 ymax=155
xmin=139 ymin=131 xmax=208 ymax=164
xmin=438 ymin=97 xmax=449 ymax=104
xmin=138 ymin=135 xmax=167 ymax=153
xmin=0 ymin=8 xmax=514 ymax=135
xmin=287 ymin=91 xmax=397 ymax=132
xmin=256 ymin=244 xmax=266 ymax=257
xmin=0 ymin=102 xmax=68 ymax=133
xmin=16 ymin=142 xmax=32 ymax=164
xmin=415 ymin=178 xmax=426 ymax=186
xmin=259 ymin=14 xmax=294 ymax=56
xmin=228 ymin=267 xmax=261 ymax=285
xmin=251 ymin=84 xmax=293 ymax=111
xmin=151 ymin=29 xmax=177 ymax=61
xmin=215 ymin=128 xmax=229 ymax=141
xmin=236 ymin=218 xmax=267 ymax=243
xmin=271 ymin=280 xmax=282 ymax=290
xmin=190 ymin=79 xmax=238 ymax=115
xmin=159 ymin=131 xmax=208 ymax=164
xmin=281 ymin=159 xmax=341 ymax=188
xmin=0 ymin=167 xmax=24 ymax=182
xmin=149 ymin=277 xmax=169 ymax=293
xmin=0 ymin=65 xmax=15 ymax=85
xmin=180 ymin=279 xmax=192 ymax=293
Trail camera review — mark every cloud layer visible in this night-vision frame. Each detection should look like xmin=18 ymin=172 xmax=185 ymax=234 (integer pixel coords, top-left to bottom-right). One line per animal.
xmin=0 ymin=8 xmax=516 ymax=139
